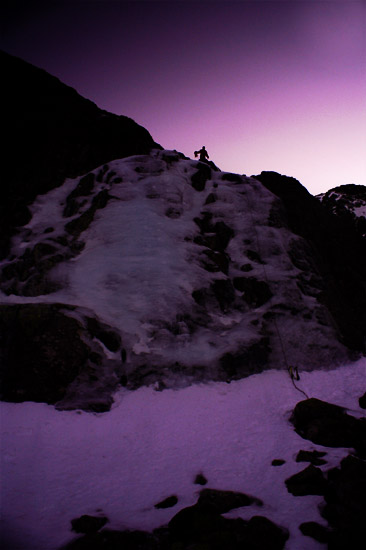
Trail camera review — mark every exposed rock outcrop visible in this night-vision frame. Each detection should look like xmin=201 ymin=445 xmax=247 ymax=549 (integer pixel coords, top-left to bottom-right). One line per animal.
xmin=62 ymin=488 xmax=288 ymax=550
xmin=0 ymin=303 xmax=123 ymax=412
xmin=256 ymin=171 xmax=366 ymax=352
xmin=289 ymin=397 xmax=366 ymax=548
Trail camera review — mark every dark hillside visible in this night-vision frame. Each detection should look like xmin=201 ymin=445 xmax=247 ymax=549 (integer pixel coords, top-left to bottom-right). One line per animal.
xmin=1 ymin=50 xmax=161 ymax=258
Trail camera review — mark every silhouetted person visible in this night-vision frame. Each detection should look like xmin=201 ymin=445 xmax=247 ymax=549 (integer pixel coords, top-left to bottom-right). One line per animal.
xmin=194 ymin=146 xmax=209 ymax=163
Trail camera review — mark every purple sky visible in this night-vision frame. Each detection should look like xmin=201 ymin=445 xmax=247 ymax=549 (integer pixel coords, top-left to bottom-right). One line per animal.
xmin=1 ymin=0 xmax=365 ymax=195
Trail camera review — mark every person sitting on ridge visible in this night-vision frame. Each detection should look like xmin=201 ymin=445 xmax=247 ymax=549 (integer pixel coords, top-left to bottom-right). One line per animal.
xmin=194 ymin=146 xmax=209 ymax=163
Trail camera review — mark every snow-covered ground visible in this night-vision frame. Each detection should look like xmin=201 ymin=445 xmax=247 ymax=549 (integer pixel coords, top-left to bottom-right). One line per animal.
xmin=1 ymin=358 xmax=365 ymax=550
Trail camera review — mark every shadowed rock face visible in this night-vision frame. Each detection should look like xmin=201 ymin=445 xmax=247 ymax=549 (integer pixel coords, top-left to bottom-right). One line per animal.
xmin=256 ymin=171 xmax=366 ymax=352
xmin=0 ymin=303 xmax=123 ymax=412
xmin=0 ymin=50 xmax=161 ymax=258
xmin=0 ymin=304 xmax=90 ymax=404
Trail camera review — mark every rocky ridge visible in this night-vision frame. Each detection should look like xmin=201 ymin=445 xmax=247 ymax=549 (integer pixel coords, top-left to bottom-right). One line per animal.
xmin=1 ymin=149 xmax=365 ymax=411
xmin=317 ymin=184 xmax=366 ymax=240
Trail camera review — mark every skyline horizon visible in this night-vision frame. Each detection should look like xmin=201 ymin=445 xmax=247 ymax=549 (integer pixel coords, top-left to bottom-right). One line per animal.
xmin=1 ymin=0 xmax=365 ymax=195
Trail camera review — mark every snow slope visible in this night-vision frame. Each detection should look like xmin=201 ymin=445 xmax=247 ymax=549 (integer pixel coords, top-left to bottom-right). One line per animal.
xmin=1 ymin=358 xmax=365 ymax=550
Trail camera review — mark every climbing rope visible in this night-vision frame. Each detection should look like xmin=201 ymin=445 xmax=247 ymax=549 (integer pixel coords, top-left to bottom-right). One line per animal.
xmin=287 ymin=366 xmax=309 ymax=399
xmin=243 ymin=180 xmax=310 ymax=400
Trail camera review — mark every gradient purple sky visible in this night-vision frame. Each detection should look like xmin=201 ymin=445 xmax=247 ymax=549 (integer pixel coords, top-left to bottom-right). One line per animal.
xmin=1 ymin=0 xmax=365 ymax=195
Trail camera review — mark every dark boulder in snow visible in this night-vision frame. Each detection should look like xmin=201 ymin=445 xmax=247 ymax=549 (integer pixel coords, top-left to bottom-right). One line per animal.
xmin=194 ymin=473 xmax=208 ymax=485
xmin=290 ymin=398 xmax=366 ymax=458
xmin=168 ymin=505 xmax=288 ymax=549
xmin=271 ymin=459 xmax=286 ymax=466
xmin=71 ymin=515 xmax=108 ymax=534
xmin=168 ymin=502 xmax=228 ymax=541
xmin=359 ymin=391 xmax=366 ymax=409
xmin=61 ymin=529 xmax=158 ymax=549
xmin=63 ymin=488 xmax=287 ymax=550
xmin=154 ymin=495 xmax=178 ymax=509
xmin=285 ymin=464 xmax=327 ymax=496
xmin=168 ymin=502 xmax=287 ymax=550
xmin=197 ymin=488 xmax=263 ymax=513
xmin=322 ymin=454 xmax=366 ymax=549
xmin=296 ymin=449 xmax=327 ymax=466
xmin=299 ymin=521 xmax=330 ymax=543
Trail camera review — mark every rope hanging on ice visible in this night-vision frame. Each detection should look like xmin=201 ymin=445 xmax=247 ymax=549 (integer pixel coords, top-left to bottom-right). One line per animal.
xmin=242 ymin=180 xmax=310 ymax=400
xmin=287 ymin=366 xmax=309 ymax=399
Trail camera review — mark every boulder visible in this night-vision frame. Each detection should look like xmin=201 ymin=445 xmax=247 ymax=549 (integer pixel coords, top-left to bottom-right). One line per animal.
xmin=299 ymin=521 xmax=330 ymax=543
xmin=272 ymin=459 xmax=286 ymax=466
xmin=296 ymin=449 xmax=327 ymax=466
xmin=197 ymin=488 xmax=262 ymax=513
xmin=290 ymin=398 xmax=366 ymax=458
xmin=71 ymin=515 xmax=108 ymax=534
xmin=61 ymin=529 xmax=158 ymax=549
xmin=154 ymin=495 xmax=178 ymax=509
xmin=194 ymin=473 xmax=208 ymax=485
xmin=359 ymin=391 xmax=366 ymax=409
xmin=285 ymin=464 xmax=327 ymax=496
xmin=322 ymin=454 xmax=366 ymax=549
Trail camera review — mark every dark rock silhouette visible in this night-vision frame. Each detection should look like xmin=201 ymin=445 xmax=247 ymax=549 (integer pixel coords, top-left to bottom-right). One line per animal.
xmin=318 ymin=184 xmax=366 ymax=240
xmin=285 ymin=464 xmax=327 ymax=496
xmin=359 ymin=392 xmax=366 ymax=409
xmin=0 ymin=50 xmax=161 ymax=259
xmin=154 ymin=495 xmax=178 ymax=509
xmin=289 ymin=398 xmax=366 ymax=548
xmin=299 ymin=522 xmax=330 ymax=543
xmin=0 ymin=303 xmax=122 ymax=412
xmin=197 ymin=488 xmax=263 ymax=512
xmin=271 ymin=459 xmax=286 ymax=466
xmin=194 ymin=473 xmax=208 ymax=485
xmin=256 ymin=171 xmax=366 ymax=353
xmin=290 ymin=397 xmax=366 ymax=458
xmin=61 ymin=487 xmax=288 ymax=549
xmin=71 ymin=515 xmax=108 ymax=534
xmin=296 ymin=449 xmax=327 ymax=466
xmin=323 ymin=454 xmax=366 ymax=549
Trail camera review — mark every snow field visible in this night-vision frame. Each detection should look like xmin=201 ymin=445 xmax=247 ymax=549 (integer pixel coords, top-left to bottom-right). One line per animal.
xmin=1 ymin=358 xmax=365 ymax=550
